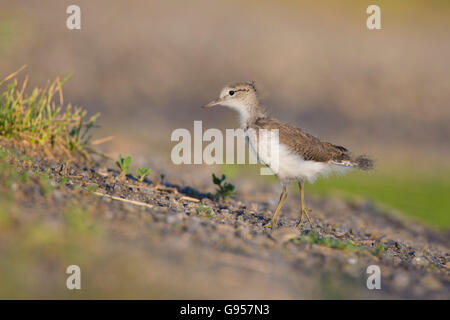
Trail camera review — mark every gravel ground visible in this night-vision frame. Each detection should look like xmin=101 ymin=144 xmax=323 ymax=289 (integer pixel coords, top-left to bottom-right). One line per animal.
xmin=1 ymin=139 xmax=449 ymax=299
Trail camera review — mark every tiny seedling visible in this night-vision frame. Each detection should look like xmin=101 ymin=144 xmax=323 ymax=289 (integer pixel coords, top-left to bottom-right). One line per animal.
xmin=198 ymin=202 xmax=212 ymax=218
xmin=136 ymin=167 xmax=152 ymax=183
xmin=116 ymin=154 xmax=131 ymax=179
xmin=212 ymin=173 xmax=235 ymax=200
xmin=372 ymin=244 xmax=385 ymax=257
xmin=59 ymin=176 xmax=69 ymax=186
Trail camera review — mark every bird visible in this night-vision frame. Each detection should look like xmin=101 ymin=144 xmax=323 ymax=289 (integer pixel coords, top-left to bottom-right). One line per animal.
xmin=203 ymin=81 xmax=373 ymax=229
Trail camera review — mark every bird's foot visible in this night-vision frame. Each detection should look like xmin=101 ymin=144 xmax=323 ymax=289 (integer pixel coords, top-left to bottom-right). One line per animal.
xmin=264 ymin=219 xmax=277 ymax=229
xmin=296 ymin=208 xmax=315 ymax=230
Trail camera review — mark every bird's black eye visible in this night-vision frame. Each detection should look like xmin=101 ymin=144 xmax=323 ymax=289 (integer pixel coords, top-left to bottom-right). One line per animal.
xmin=229 ymin=90 xmax=235 ymax=96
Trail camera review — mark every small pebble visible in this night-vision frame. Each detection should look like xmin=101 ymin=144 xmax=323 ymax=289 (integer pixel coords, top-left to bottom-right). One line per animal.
xmin=412 ymin=256 xmax=428 ymax=266
xmin=335 ymin=225 xmax=348 ymax=238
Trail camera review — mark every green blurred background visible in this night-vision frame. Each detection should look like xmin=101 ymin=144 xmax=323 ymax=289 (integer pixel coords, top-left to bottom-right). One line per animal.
xmin=0 ymin=0 xmax=449 ymax=229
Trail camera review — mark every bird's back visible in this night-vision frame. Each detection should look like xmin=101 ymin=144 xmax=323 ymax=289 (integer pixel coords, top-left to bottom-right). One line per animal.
xmin=251 ymin=117 xmax=351 ymax=164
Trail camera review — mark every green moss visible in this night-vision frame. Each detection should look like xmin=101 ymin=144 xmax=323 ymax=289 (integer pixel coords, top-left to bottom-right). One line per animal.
xmin=293 ymin=231 xmax=358 ymax=252
xmin=372 ymin=244 xmax=385 ymax=257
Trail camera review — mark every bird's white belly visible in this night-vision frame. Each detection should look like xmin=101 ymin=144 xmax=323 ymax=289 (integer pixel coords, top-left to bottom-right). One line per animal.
xmin=245 ymin=128 xmax=349 ymax=183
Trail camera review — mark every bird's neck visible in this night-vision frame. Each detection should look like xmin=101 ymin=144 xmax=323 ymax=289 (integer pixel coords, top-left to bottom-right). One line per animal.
xmin=233 ymin=103 xmax=266 ymax=129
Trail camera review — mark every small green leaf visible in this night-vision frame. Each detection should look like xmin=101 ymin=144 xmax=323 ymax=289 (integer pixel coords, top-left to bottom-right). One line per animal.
xmin=212 ymin=173 xmax=221 ymax=185
xmin=136 ymin=167 xmax=152 ymax=182
xmin=116 ymin=154 xmax=132 ymax=174
xmin=211 ymin=173 xmax=235 ymax=200
xmin=60 ymin=176 xmax=69 ymax=186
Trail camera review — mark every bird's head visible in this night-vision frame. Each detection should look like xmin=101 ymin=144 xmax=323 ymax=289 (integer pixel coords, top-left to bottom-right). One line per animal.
xmin=203 ymin=81 xmax=259 ymax=111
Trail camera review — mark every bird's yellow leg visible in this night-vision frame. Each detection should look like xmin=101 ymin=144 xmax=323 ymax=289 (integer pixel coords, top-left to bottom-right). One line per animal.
xmin=265 ymin=186 xmax=287 ymax=229
xmin=297 ymin=181 xmax=315 ymax=230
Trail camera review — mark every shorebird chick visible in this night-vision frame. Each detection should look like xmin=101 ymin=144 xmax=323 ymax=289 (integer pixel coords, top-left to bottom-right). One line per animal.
xmin=203 ymin=82 xmax=373 ymax=229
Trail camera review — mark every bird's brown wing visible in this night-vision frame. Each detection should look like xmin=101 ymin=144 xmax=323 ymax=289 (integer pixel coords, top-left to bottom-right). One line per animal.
xmin=251 ymin=118 xmax=350 ymax=163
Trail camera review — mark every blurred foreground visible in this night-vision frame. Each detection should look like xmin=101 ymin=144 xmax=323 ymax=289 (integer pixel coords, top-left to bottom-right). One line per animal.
xmin=0 ymin=139 xmax=448 ymax=299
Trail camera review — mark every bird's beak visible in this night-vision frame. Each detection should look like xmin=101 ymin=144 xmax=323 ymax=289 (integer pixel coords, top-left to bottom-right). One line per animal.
xmin=202 ymin=97 xmax=224 ymax=109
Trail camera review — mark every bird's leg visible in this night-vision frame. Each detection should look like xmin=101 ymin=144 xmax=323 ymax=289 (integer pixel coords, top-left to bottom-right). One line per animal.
xmin=265 ymin=186 xmax=287 ymax=229
xmin=297 ymin=181 xmax=315 ymax=230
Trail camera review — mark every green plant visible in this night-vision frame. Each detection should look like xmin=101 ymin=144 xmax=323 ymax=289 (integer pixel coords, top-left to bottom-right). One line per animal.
xmin=136 ymin=167 xmax=152 ymax=183
xmin=116 ymin=154 xmax=131 ymax=179
xmin=293 ymin=231 xmax=358 ymax=252
xmin=198 ymin=202 xmax=212 ymax=218
xmin=372 ymin=244 xmax=385 ymax=257
xmin=0 ymin=67 xmax=100 ymax=159
xmin=59 ymin=176 xmax=69 ymax=186
xmin=211 ymin=173 xmax=235 ymax=200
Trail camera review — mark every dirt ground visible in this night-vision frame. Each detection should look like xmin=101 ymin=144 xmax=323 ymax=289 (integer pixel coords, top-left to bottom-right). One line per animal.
xmin=0 ymin=139 xmax=448 ymax=299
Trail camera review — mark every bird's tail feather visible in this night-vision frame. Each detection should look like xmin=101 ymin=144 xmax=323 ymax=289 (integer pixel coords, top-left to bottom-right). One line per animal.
xmin=353 ymin=155 xmax=374 ymax=171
